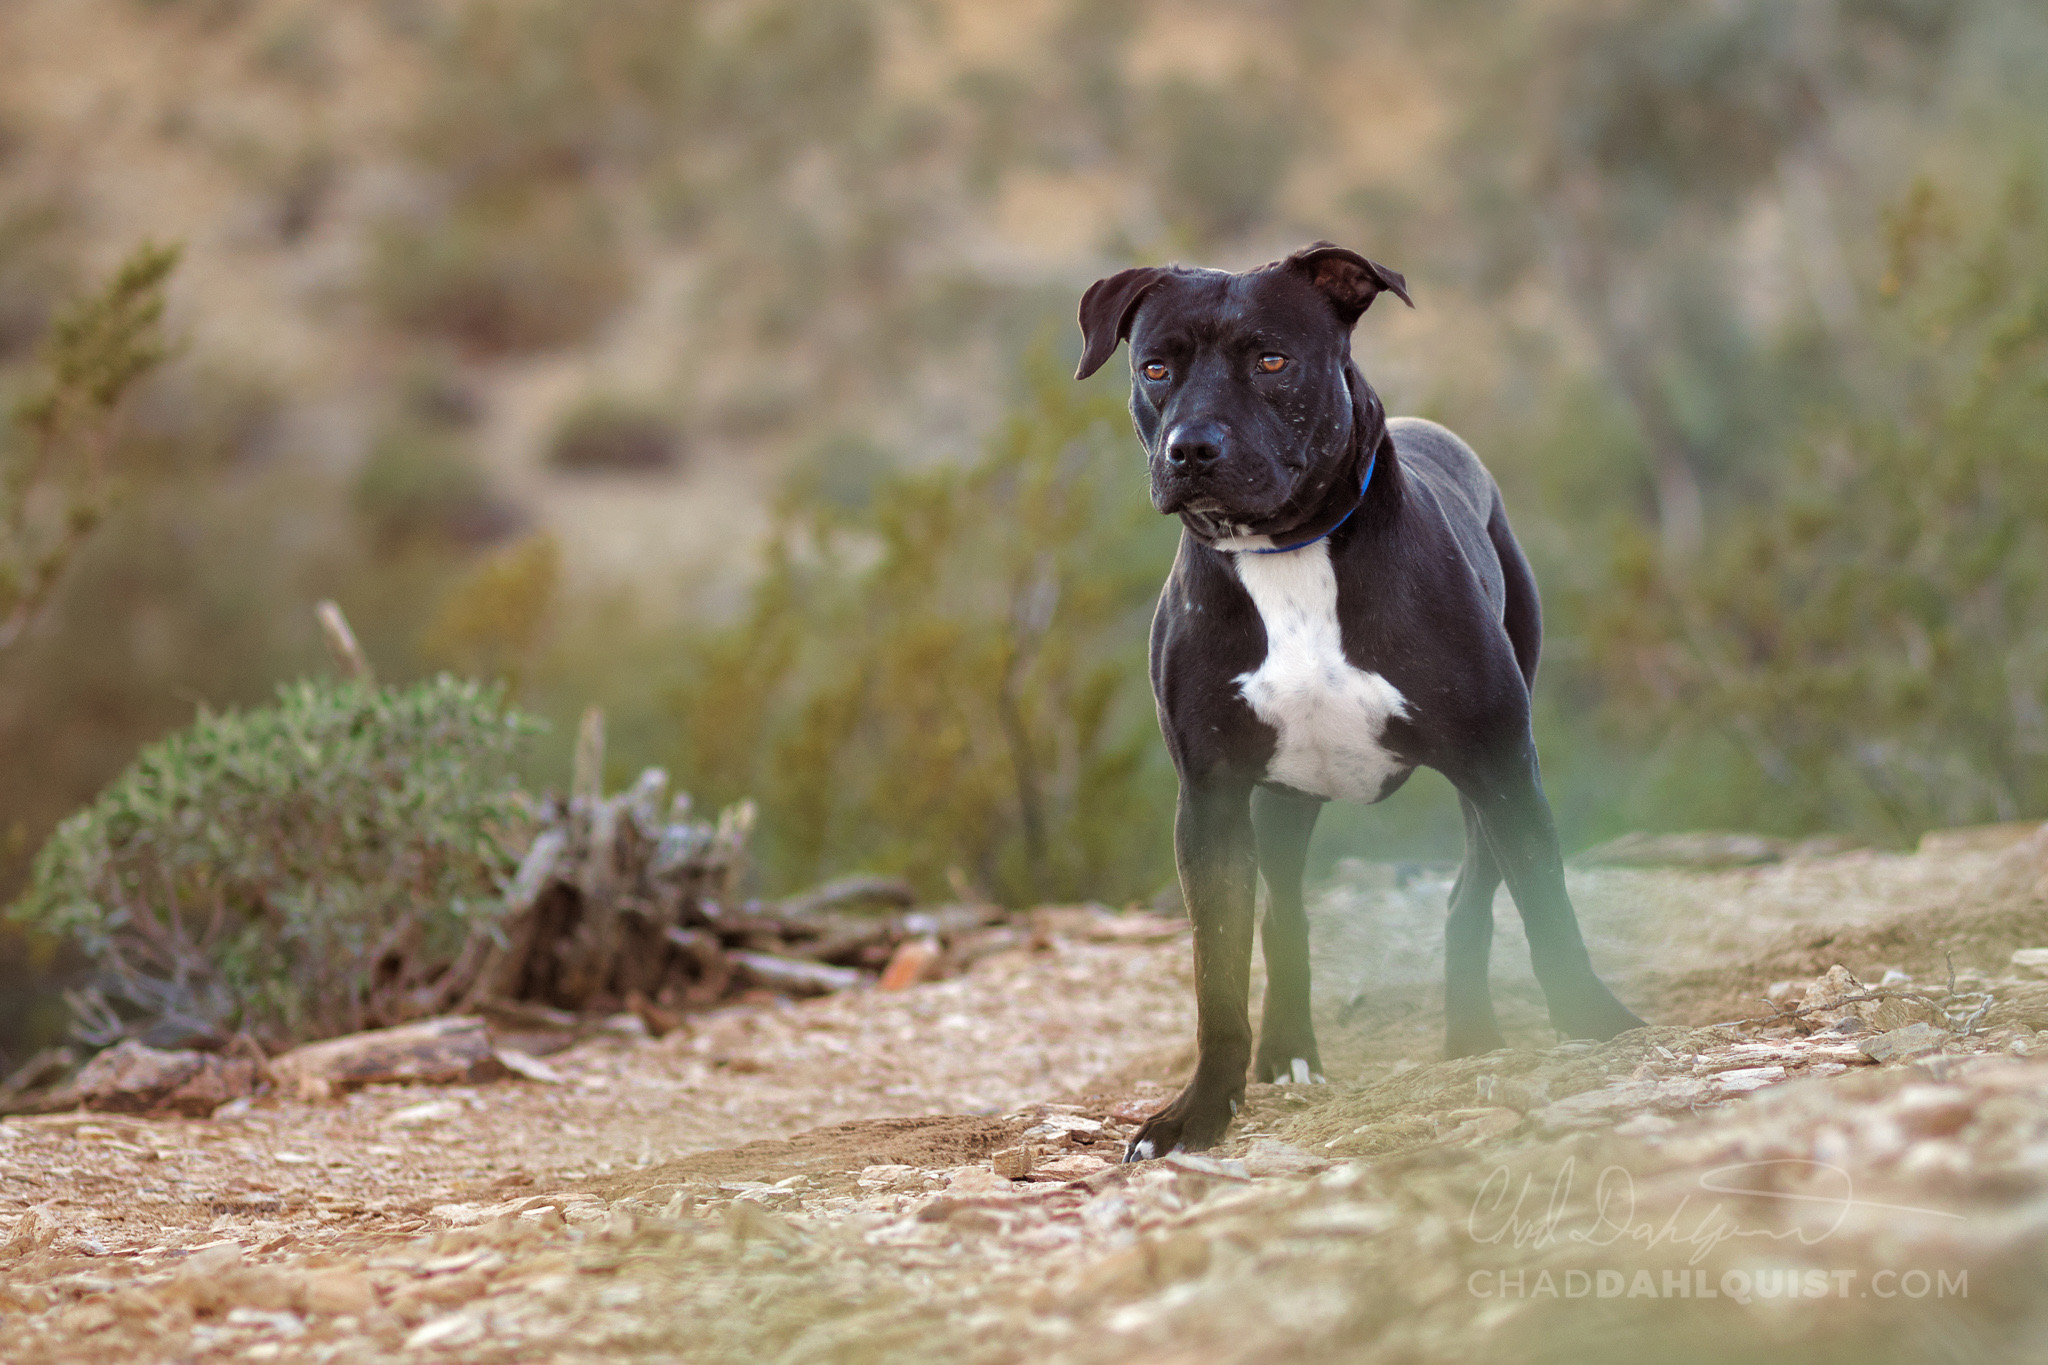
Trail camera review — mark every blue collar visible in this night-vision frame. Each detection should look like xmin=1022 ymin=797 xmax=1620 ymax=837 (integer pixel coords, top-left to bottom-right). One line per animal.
xmin=1244 ymin=447 xmax=1377 ymax=555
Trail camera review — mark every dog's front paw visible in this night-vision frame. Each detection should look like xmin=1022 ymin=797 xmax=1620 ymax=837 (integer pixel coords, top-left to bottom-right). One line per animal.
xmin=1122 ymin=1084 xmax=1239 ymax=1162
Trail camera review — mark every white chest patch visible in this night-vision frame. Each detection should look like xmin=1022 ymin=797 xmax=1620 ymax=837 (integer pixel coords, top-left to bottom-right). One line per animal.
xmin=1231 ymin=542 xmax=1411 ymax=803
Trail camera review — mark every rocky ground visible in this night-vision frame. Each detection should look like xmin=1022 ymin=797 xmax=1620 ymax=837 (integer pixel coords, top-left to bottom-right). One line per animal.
xmin=7 ymin=827 xmax=2048 ymax=1363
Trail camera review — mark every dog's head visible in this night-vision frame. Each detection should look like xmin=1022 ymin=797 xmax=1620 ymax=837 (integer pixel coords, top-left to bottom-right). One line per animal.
xmin=1075 ymin=242 xmax=1411 ymax=543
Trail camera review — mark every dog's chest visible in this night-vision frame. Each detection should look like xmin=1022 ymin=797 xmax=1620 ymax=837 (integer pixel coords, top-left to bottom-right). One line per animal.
xmin=1229 ymin=544 xmax=1410 ymax=803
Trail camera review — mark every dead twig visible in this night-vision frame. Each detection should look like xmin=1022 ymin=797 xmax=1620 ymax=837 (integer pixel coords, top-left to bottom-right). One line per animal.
xmin=1727 ymin=970 xmax=1996 ymax=1036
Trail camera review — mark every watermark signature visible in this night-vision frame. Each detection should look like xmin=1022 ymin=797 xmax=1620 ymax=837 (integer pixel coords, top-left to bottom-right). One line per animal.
xmin=1466 ymin=1157 xmax=1964 ymax=1266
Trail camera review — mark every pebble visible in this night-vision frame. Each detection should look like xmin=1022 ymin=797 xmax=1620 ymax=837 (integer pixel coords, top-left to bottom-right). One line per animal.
xmin=1860 ymin=1023 xmax=1950 ymax=1064
xmin=1240 ymin=1139 xmax=1329 ymax=1178
xmin=991 ymin=1145 xmax=1035 ymax=1179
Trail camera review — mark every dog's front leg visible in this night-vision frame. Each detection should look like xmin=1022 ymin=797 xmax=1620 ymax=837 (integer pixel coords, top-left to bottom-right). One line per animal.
xmin=1126 ymin=777 xmax=1257 ymax=1161
xmin=1461 ymin=743 xmax=1646 ymax=1043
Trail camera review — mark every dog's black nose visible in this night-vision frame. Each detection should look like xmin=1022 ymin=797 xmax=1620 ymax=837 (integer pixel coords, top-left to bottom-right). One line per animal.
xmin=1165 ymin=422 xmax=1227 ymax=469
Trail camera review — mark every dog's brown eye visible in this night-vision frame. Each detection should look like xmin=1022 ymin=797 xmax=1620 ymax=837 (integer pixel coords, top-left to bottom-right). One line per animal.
xmin=1257 ymin=354 xmax=1288 ymax=374
xmin=1142 ymin=362 xmax=1169 ymax=382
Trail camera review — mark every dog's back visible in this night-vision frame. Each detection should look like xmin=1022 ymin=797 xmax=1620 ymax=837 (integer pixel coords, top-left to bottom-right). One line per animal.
xmin=1387 ymin=416 xmax=1517 ymax=635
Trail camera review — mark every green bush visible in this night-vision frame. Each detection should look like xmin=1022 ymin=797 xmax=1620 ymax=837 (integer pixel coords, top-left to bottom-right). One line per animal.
xmin=10 ymin=676 xmax=540 ymax=1048
xmin=353 ymin=424 xmax=517 ymax=549
xmin=1581 ymin=170 xmax=2048 ymax=842
xmin=1147 ymin=76 xmax=1300 ymax=245
xmin=546 ymin=398 xmax=682 ymax=475
xmin=370 ymin=199 xmax=629 ymax=355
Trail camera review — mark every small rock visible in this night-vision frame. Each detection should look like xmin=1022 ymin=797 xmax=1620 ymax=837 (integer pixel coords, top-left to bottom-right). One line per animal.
xmin=2010 ymin=948 xmax=2048 ymax=978
xmin=1241 ymin=1139 xmax=1329 ymax=1178
xmin=1897 ymin=1139 xmax=1972 ymax=1180
xmin=879 ymin=937 xmax=945 ymax=991
xmin=54 ymin=1040 xmax=256 ymax=1118
xmin=1021 ymin=1114 xmax=1104 ymax=1145
xmin=1860 ymin=1023 xmax=1950 ymax=1064
xmin=296 ymin=1269 xmax=376 ymax=1315
xmin=1032 ymin=1152 xmax=1113 ymax=1180
xmin=493 ymin=1049 xmax=565 ymax=1084
xmin=1474 ymin=1074 xmax=1549 ymax=1113
xmin=383 ymin=1100 xmax=465 ymax=1129
xmin=59 ymin=1301 xmax=117 ymax=1335
xmin=1887 ymin=1084 xmax=1975 ymax=1138
xmin=419 ymin=1247 xmax=500 ymax=1275
xmin=991 ymin=1145 xmax=1035 ymax=1179
xmin=405 ymin=1311 xmax=487 ymax=1351
xmin=1799 ymin=965 xmax=1868 ymax=1028
xmin=2 ymin=1208 xmax=52 ymax=1257
xmin=945 ymin=1165 xmax=1009 ymax=1195
xmin=1866 ymin=995 xmax=1941 ymax=1032
xmin=1110 ymin=1095 xmax=1167 ymax=1125
xmin=1710 ymin=1065 xmax=1786 ymax=1095
xmin=1613 ymin=1113 xmax=1677 ymax=1138
xmin=429 ymin=1204 xmax=487 ymax=1226
xmin=1162 ymin=1151 xmax=1249 ymax=1180
xmin=184 ymin=1243 xmax=245 ymax=1275
xmin=224 ymin=1308 xmax=305 ymax=1338
xmin=1535 ymin=1082 xmax=1663 ymax=1130
xmin=1439 ymin=1107 xmax=1523 ymax=1143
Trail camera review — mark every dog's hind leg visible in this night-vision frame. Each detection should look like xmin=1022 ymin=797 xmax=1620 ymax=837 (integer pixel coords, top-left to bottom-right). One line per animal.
xmin=1459 ymin=740 xmax=1647 ymax=1043
xmin=1444 ymin=795 xmax=1509 ymax=1058
xmin=1251 ymin=785 xmax=1324 ymax=1083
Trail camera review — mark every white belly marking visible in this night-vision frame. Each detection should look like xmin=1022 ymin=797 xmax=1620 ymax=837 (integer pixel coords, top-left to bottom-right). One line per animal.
xmin=1232 ymin=542 xmax=1410 ymax=803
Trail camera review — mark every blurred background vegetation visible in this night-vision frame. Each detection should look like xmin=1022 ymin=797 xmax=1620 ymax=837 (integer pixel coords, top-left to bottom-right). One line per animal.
xmin=1 ymin=0 xmax=2045 ymax=1062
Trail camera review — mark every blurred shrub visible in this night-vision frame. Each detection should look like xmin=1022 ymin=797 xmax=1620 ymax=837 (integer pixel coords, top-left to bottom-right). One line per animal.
xmin=353 ymin=423 xmax=519 ymax=550
xmin=370 ymin=199 xmax=629 ymax=355
xmin=786 ymin=430 xmax=890 ymax=514
xmin=420 ymin=531 xmax=561 ymax=687
xmin=1148 ymin=76 xmax=1300 ymax=245
xmin=705 ymin=0 xmax=878 ymax=160
xmin=408 ymin=0 xmax=695 ymax=188
xmin=1583 ymin=171 xmax=2048 ymax=842
xmin=9 ymin=676 xmax=539 ymax=1049
xmin=251 ymin=9 xmax=333 ymax=91
xmin=546 ymin=398 xmax=682 ymax=475
xmin=3 ymin=242 xmax=179 ymax=652
xmin=123 ymin=363 xmax=285 ymax=475
xmin=130 ymin=0 xmax=250 ymax=26
xmin=670 ymin=349 xmax=1179 ymax=904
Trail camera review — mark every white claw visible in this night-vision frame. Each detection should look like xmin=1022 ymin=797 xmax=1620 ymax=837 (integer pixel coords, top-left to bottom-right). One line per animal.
xmin=1290 ymin=1058 xmax=1312 ymax=1085
xmin=1128 ymin=1139 xmax=1157 ymax=1162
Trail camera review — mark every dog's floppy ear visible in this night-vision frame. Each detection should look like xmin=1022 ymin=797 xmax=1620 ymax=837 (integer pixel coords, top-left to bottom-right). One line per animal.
xmin=1075 ymin=266 xmax=1171 ymax=380
xmin=1287 ymin=242 xmax=1413 ymax=326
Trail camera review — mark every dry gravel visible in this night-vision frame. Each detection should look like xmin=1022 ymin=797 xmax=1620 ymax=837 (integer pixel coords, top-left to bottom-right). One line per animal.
xmin=6 ymin=830 xmax=2048 ymax=1362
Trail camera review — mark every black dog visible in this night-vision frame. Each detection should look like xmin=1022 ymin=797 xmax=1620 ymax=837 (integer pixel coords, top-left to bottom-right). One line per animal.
xmin=1074 ymin=243 xmax=1645 ymax=1160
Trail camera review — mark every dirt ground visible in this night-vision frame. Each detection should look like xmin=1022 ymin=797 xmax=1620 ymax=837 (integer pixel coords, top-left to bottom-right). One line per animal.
xmin=7 ymin=828 xmax=2048 ymax=1363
